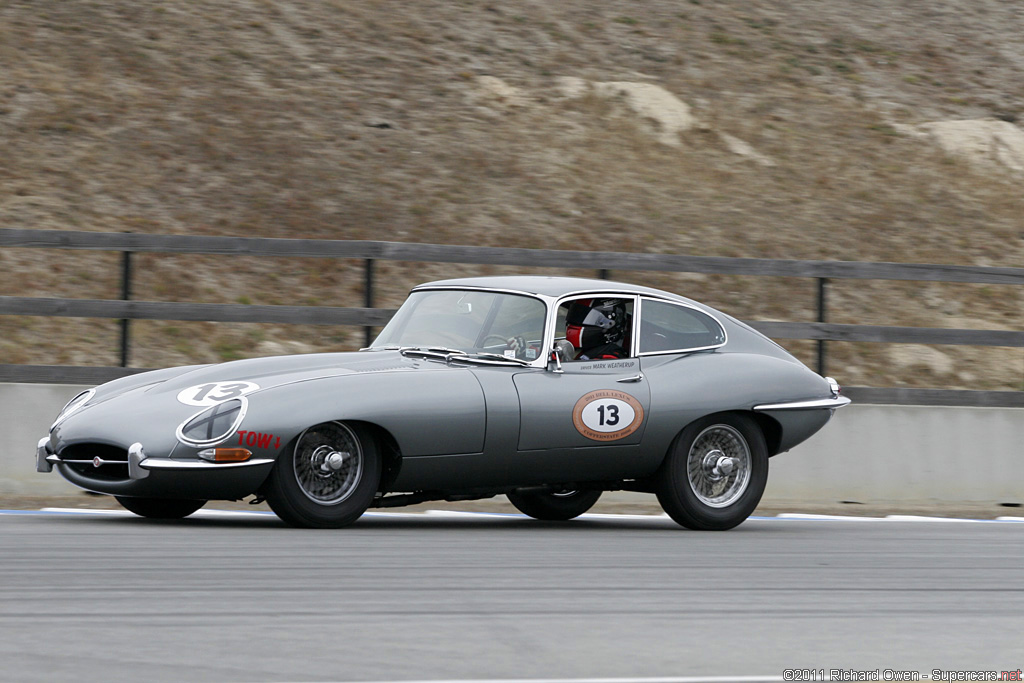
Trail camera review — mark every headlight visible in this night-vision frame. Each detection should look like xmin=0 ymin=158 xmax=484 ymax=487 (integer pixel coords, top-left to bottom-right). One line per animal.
xmin=50 ymin=389 xmax=96 ymax=429
xmin=175 ymin=398 xmax=247 ymax=447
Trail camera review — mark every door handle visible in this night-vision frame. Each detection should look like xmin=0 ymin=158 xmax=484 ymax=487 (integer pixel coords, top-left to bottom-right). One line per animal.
xmin=616 ymin=373 xmax=644 ymax=383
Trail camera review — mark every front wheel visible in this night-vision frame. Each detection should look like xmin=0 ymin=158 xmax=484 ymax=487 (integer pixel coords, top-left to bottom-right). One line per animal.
xmin=115 ymin=496 xmax=206 ymax=519
xmin=656 ymin=414 xmax=767 ymax=530
xmin=507 ymin=488 xmax=602 ymax=521
xmin=263 ymin=421 xmax=381 ymax=528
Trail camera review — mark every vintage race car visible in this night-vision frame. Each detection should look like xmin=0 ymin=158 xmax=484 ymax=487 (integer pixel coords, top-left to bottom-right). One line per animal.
xmin=37 ymin=275 xmax=850 ymax=530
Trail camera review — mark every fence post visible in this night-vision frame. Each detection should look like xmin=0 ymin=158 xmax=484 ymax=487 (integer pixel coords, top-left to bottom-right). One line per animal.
xmin=817 ymin=277 xmax=828 ymax=376
xmin=364 ymin=258 xmax=375 ymax=347
xmin=120 ymin=247 xmax=132 ymax=367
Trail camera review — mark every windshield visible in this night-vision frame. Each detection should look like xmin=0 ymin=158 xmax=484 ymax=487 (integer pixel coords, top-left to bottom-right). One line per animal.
xmin=370 ymin=289 xmax=547 ymax=361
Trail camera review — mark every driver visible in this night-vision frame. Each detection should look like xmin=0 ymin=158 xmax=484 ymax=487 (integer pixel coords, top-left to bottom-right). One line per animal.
xmin=565 ymin=299 xmax=629 ymax=360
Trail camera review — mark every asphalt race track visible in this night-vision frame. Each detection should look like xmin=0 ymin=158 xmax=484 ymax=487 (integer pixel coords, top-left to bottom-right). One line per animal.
xmin=2 ymin=509 xmax=1023 ymax=683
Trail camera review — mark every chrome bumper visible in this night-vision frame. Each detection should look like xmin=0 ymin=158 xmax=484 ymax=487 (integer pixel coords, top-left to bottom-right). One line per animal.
xmin=753 ymin=395 xmax=852 ymax=411
xmin=37 ymin=439 xmax=274 ymax=480
xmin=36 ymin=437 xmax=53 ymax=473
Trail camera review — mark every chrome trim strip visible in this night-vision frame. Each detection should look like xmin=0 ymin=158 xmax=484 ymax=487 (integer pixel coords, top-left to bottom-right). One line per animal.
xmin=549 ymin=292 xmax=641 ymax=362
xmin=411 ymin=283 xmax=696 ymax=306
xmin=391 ymin=287 xmax=553 ymax=368
xmin=635 ymin=297 xmax=728 ymax=355
xmin=140 ymin=458 xmax=275 ymax=471
xmin=753 ymin=396 xmax=852 ymax=411
xmin=37 ymin=438 xmax=54 ymax=473
xmin=47 ymin=452 xmax=273 ymax=477
xmin=50 ymin=388 xmax=95 ymax=431
xmin=48 ymin=454 xmax=131 ymax=467
xmin=401 ymin=285 xmax=731 ymax=368
xmin=175 ymin=397 xmax=249 ymax=448
xmin=128 ymin=442 xmax=149 ymax=479
xmin=54 ymin=457 xmax=126 ymax=466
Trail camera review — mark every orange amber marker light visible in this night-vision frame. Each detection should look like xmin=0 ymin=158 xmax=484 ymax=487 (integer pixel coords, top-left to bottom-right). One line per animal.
xmin=215 ymin=448 xmax=252 ymax=462
xmin=198 ymin=448 xmax=252 ymax=463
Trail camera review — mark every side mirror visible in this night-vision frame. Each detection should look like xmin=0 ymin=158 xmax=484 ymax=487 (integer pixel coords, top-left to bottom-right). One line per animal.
xmin=547 ymin=350 xmax=563 ymax=374
xmin=547 ymin=340 xmax=574 ymax=373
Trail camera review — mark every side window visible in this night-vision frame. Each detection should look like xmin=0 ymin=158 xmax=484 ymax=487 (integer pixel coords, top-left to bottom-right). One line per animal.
xmin=639 ymin=299 xmax=725 ymax=353
xmin=485 ymin=294 xmax=546 ymax=346
xmin=557 ymin=297 xmax=634 ymax=360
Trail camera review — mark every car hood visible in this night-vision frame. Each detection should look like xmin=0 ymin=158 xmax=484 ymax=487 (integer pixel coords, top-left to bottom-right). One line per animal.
xmin=144 ymin=350 xmax=426 ymax=400
xmin=50 ymin=351 xmax=442 ymax=452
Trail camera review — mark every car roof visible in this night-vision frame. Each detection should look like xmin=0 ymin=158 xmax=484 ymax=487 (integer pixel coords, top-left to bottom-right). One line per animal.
xmin=413 ymin=275 xmax=694 ymax=303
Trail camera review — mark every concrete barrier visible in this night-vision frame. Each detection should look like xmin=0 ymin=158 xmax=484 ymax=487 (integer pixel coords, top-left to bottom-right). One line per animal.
xmin=1 ymin=383 xmax=88 ymax=497
xmin=2 ymin=383 xmax=1022 ymax=506
xmin=764 ymin=404 xmax=1024 ymax=506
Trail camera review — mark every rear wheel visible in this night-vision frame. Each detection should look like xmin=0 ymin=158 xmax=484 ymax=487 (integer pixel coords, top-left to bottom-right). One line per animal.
xmin=507 ymin=488 xmax=602 ymax=521
xmin=656 ymin=414 xmax=767 ymax=530
xmin=115 ymin=496 xmax=206 ymax=519
xmin=263 ymin=421 xmax=381 ymax=528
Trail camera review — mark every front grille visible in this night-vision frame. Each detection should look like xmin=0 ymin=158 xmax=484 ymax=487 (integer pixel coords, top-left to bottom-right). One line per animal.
xmin=57 ymin=444 xmax=129 ymax=481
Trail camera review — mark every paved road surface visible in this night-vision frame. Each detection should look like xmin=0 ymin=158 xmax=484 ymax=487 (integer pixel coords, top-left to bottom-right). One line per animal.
xmin=2 ymin=510 xmax=1023 ymax=682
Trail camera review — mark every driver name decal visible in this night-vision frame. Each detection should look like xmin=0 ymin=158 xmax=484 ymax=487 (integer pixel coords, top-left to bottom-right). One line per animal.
xmin=176 ymin=381 xmax=260 ymax=406
xmin=572 ymin=390 xmax=644 ymax=442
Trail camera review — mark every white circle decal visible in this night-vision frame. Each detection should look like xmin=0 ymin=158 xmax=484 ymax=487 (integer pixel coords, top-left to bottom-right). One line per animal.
xmin=572 ymin=390 xmax=645 ymax=442
xmin=580 ymin=399 xmax=636 ymax=434
xmin=176 ymin=381 xmax=260 ymax=407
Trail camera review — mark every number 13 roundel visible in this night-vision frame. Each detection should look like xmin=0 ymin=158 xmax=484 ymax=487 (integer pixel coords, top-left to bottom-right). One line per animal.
xmin=572 ymin=390 xmax=645 ymax=442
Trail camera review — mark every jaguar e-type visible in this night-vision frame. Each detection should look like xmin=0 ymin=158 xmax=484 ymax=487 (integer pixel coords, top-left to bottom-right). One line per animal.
xmin=37 ymin=276 xmax=850 ymax=529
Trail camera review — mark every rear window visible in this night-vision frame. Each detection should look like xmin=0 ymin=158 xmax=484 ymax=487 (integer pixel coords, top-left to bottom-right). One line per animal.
xmin=638 ymin=299 xmax=726 ymax=353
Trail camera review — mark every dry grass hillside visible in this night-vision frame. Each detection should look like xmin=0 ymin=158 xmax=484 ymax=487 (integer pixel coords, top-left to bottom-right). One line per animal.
xmin=1 ymin=0 xmax=1021 ymax=389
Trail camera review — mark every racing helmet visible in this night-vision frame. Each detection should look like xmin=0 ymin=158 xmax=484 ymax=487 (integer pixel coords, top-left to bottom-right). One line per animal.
xmin=565 ymin=298 xmax=627 ymax=353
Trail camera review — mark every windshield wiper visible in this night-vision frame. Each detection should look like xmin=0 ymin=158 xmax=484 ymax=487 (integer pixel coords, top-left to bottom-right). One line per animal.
xmin=398 ymin=346 xmax=469 ymax=361
xmin=397 ymin=347 xmax=530 ymax=366
xmin=421 ymin=347 xmax=468 ymax=356
xmin=465 ymin=352 xmax=531 ymax=366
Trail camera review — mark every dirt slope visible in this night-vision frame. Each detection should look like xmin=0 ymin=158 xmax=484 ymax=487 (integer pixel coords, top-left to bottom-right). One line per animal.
xmin=0 ymin=1 xmax=1021 ymax=389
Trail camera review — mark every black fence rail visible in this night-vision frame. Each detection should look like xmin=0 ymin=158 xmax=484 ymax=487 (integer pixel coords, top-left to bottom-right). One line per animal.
xmin=1 ymin=228 xmax=1022 ymax=407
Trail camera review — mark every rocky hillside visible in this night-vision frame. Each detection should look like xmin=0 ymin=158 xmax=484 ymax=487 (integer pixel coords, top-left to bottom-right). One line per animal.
xmin=1 ymin=1 xmax=1021 ymax=389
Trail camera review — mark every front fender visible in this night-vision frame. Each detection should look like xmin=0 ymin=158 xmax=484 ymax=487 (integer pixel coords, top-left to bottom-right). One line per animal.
xmin=239 ymin=367 xmax=487 ymax=458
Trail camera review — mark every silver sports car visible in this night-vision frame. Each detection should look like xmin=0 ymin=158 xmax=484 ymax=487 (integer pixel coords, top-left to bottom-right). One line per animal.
xmin=37 ymin=276 xmax=850 ymax=529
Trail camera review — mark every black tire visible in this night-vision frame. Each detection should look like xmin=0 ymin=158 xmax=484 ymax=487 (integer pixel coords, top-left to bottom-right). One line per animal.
xmin=656 ymin=413 xmax=768 ymax=531
xmin=115 ymin=496 xmax=206 ymax=519
xmin=507 ymin=488 xmax=602 ymax=521
xmin=263 ymin=421 xmax=381 ymax=529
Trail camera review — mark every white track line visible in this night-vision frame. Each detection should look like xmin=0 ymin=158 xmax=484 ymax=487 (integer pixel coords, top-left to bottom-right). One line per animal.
xmin=0 ymin=508 xmax=1020 ymax=524
xmin=776 ymin=512 xmax=1024 ymax=523
xmin=773 ymin=513 xmax=882 ymax=522
xmin=300 ymin=677 xmax=786 ymax=683
xmin=37 ymin=507 xmax=275 ymax=519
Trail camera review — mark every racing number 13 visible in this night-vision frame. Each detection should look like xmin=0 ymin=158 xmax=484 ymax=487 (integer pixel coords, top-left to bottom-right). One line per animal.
xmin=596 ymin=403 xmax=619 ymax=426
xmin=191 ymin=382 xmax=249 ymax=403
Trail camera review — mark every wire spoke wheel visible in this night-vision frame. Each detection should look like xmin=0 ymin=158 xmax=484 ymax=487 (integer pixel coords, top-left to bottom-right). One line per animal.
xmin=685 ymin=424 xmax=751 ymax=508
xmin=656 ymin=413 xmax=767 ymax=531
xmin=263 ymin=421 xmax=381 ymax=528
xmin=293 ymin=423 xmax=364 ymax=505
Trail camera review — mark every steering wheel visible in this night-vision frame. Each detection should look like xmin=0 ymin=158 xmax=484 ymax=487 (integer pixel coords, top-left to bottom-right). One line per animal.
xmin=481 ymin=334 xmax=511 ymax=348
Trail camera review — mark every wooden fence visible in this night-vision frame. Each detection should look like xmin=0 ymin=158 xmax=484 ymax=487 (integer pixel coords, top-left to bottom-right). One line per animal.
xmin=1 ymin=228 xmax=1022 ymax=406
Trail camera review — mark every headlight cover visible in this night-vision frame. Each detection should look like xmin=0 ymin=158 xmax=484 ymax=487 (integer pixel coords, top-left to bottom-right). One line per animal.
xmin=50 ymin=389 xmax=96 ymax=430
xmin=175 ymin=398 xmax=247 ymax=447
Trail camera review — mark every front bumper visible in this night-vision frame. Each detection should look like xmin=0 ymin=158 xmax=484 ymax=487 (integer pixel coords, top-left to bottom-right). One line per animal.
xmin=37 ymin=438 xmax=275 ymax=500
xmin=752 ymin=395 xmax=852 ymax=411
